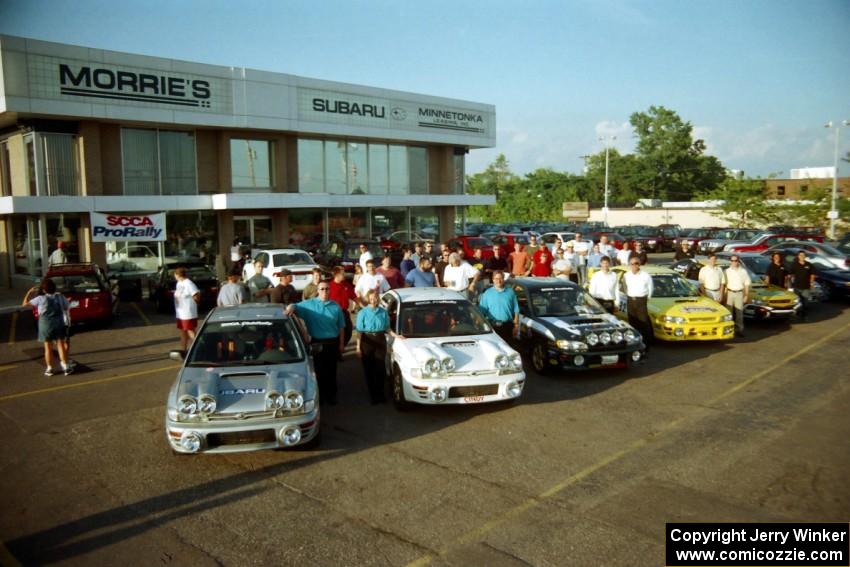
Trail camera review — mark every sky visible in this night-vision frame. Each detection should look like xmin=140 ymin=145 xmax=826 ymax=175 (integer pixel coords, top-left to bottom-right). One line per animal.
xmin=1 ymin=0 xmax=848 ymax=179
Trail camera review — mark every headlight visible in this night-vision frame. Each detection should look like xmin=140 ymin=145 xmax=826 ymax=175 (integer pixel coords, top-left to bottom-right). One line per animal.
xmin=624 ymin=329 xmax=638 ymax=342
xmin=599 ymin=331 xmax=611 ymax=344
xmin=556 ymin=340 xmax=588 ymax=352
xmin=509 ymin=352 xmax=522 ymax=368
xmin=423 ymin=358 xmax=442 ymax=376
xmin=198 ymin=394 xmax=217 ymax=414
xmin=611 ymin=330 xmax=624 ymax=343
xmin=586 ymin=332 xmax=599 ymax=346
xmin=662 ymin=315 xmax=686 ymax=324
xmin=750 ymin=298 xmax=765 ymax=306
xmin=506 ymin=380 xmax=523 ymax=398
xmin=178 ymin=395 xmax=198 ymax=415
xmin=721 ymin=314 xmax=733 ymax=322
xmin=648 ymin=240 xmax=657 ymax=244
xmin=494 ymin=354 xmax=510 ymax=369
xmin=265 ymin=391 xmax=285 ymax=410
xmin=304 ymin=399 xmax=316 ymax=413
xmin=284 ymin=391 xmax=304 ymax=410
xmin=440 ymin=357 xmax=456 ymax=373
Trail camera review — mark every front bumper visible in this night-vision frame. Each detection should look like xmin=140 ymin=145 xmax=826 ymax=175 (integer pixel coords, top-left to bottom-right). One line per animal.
xmin=402 ymin=371 xmax=526 ymax=405
xmin=744 ymin=303 xmax=800 ymax=320
xmin=165 ymin=406 xmax=320 ymax=454
xmin=540 ymin=344 xmax=646 ymax=371
xmin=653 ymin=321 xmax=735 ymax=341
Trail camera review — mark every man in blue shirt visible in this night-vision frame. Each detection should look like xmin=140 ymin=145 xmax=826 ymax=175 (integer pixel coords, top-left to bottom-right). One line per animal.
xmin=355 ymin=289 xmax=392 ymax=404
xmin=477 ymin=270 xmax=519 ymax=342
xmin=286 ymin=284 xmax=345 ymax=405
xmin=399 ymin=247 xmax=416 ymax=279
xmin=405 ymin=257 xmax=437 ymax=287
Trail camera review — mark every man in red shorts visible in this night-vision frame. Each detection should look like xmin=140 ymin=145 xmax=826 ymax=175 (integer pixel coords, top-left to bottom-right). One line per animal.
xmin=174 ymin=266 xmax=200 ymax=351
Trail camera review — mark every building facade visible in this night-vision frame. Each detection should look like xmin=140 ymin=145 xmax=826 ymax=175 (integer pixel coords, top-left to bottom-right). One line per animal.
xmin=0 ymin=35 xmax=496 ymax=288
xmin=764 ymin=176 xmax=849 ymax=201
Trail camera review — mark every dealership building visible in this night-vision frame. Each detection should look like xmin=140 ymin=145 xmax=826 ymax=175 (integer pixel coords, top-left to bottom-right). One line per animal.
xmin=0 ymin=35 xmax=496 ymax=289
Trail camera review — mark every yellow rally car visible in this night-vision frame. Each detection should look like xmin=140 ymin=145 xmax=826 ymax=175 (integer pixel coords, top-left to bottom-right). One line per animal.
xmin=670 ymin=257 xmax=800 ymax=321
xmin=605 ymin=266 xmax=736 ymax=341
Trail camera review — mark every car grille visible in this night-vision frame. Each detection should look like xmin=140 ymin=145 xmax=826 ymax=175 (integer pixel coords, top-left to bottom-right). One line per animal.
xmin=207 ymin=429 xmax=276 ymax=447
xmin=768 ymin=299 xmax=795 ymax=307
xmin=207 ymin=409 xmax=277 ymax=421
xmin=449 ymin=384 xmax=499 ymax=398
xmin=687 ymin=316 xmax=718 ymax=322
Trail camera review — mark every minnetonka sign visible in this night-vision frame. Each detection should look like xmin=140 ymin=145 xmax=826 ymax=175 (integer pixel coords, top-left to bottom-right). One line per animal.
xmin=90 ymin=213 xmax=166 ymax=242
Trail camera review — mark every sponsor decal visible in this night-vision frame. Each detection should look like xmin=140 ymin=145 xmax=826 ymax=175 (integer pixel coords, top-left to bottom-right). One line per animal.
xmin=220 ymin=321 xmax=274 ymax=327
xmin=391 ymin=107 xmax=407 ymax=120
xmin=59 ymin=63 xmax=212 ymax=108
xmin=681 ymin=306 xmax=716 ymax=313
xmin=90 ymin=212 xmax=165 ymax=242
xmin=219 ymin=388 xmax=266 ymax=396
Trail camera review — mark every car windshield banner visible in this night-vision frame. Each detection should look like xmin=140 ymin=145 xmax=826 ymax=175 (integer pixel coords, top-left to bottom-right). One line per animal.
xmin=90 ymin=212 xmax=166 ymax=242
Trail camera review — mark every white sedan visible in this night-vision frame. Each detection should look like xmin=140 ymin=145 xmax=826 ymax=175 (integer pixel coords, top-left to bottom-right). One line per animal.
xmin=381 ymin=288 xmax=526 ymax=408
xmin=242 ymin=248 xmax=319 ymax=289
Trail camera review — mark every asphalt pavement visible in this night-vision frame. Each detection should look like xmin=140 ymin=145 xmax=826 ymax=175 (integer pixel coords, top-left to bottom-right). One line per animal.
xmin=1 ymin=256 xmax=848 ymax=567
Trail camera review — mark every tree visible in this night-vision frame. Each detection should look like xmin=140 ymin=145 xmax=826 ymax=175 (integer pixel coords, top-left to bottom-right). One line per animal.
xmin=630 ymin=106 xmax=726 ymax=201
xmin=700 ymin=176 xmax=776 ymax=227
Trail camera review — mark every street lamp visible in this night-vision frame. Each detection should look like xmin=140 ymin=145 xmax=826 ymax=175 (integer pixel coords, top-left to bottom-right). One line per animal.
xmin=598 ymin=135 xmax=616 ymax=226
xmin=825 ymin=120 xmax=849 ymax=240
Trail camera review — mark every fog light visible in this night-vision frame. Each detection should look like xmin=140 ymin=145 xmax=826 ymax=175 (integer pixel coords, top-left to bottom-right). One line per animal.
xmin=180 ymin=431 xmax=202 ymax=453
xmin=674 ymin=328 xmax=685 ymax=337
xmin=631 ymin=351 xmax=642 ymax=362
xmin=429 ymin=386 xmax=448 ymax=402
xmin=280 ymin=426 xmax=302 ymax=446
xmin=506 ymin=380 xmax=522 ymax=398
xmin=724 ymin=326 xmax=734 ymax=335
xmin=573 ymin=355 xmax=585 ymax=366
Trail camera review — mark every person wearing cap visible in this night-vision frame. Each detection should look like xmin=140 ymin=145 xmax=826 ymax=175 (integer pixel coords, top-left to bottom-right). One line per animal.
xmin=723 ymin=254 xmax=751 ymax=336
xmin=674 ymin=240 xmax=695 ymax=261
xmin=217 ymin=267 xmax=249 ymax=306
xmin=47 ymin=241 xmax=67 ymax=267
xmin=269 ymin=269 xmax=299 ymax=305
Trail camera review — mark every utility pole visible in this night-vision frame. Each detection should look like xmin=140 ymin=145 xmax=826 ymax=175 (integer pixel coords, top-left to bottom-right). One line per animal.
xmin=825 ymin=120 xmax=848 ymax=240
xmin=598 ymin=136 xmax=616 ymax=226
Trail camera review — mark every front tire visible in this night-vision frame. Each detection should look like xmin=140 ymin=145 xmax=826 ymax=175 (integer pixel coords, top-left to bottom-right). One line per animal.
xmin=531 ymin=343 xmax=550 ymax=375
xmin=391 ymin=365 xmax=413 ymax=411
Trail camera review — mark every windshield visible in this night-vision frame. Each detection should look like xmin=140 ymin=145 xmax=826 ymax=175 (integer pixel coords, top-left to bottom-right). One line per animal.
xmin=467 ymin=238 xmax=493 ymax=248
xmin=168 ymin=266 xmax=215 ymax=280
xmin=399 ymin=300 xmax=491 ymax=338
xmin=715 ymin=229 xmax=738 ymax=239
xmin=651 ymin=274 xmax=700 ymax=298
xmin=187 ymin=319 xmax=304 ymax=367
xmin=738 ymin=256 xmax=771 ymax=276
xmin=636 ymin=228 xmax=659 ymax=236
xmin=49 ymin=274 xmax=104 ymax=294
xmin=272 ymin=252 xmax=314 ymax=266
xmin=813 ymin=243 xmax=843 ymax=256
xmin=530 ymin=287 xmax=607 ymax=317
xmin=735 ymin=230 xmax=761 ymax=241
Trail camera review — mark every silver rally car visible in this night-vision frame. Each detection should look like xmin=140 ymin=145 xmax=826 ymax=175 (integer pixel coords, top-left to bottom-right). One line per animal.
xmin=165 ymin=304 xmax=320 ymax=454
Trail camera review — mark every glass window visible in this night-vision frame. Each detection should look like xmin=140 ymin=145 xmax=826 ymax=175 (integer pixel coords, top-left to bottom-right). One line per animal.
xmin=289 ymin=208 xmax=326 ymax=249
xmin=25 ymin=134 xmax=37 ymax=196
xmin=45 ymin=214 xmax=81 ymax=264
xmin=231 ymin=139 xmax=273 ymax=191
xmin=368 ymin=143 xmax=388 ymax=195
xmin=777 ymin=185 xmax=785 ymax=196
xmin=12 ymin=216 xmax=43 ymax=276
xmin=411 ymin=207 xmax=440 ymax=242
xmin=372 ymin=208 xmax=409 ymax=241
xmin=453 ymin=153 xmax=465 ymax=194
xmin=328 ymin=208 xmax=369 ymax=241
xmin=0 ymin=141 xmax=10 ymax=196
xmin=122 ymin=128 xmax=159 ymax=196
xmin=324 ymin=141 xmax=347 ymax=195
xmin=388 ymin=145 xmax=408 ymax=195
xmin=408 ymin=147 xmax=428 ymax=195
xmin=164 ymin=211 xmax=218 ymax=267
xmin=297 ymin=139 xmax=324 ymax=194
xmin=122 ymin=128 xmax=196 ymax=196
xmin=159 ymin=131 xmax=196 ymax=195
xmin=347 ymin=142 xmax=368 ymax=194
xmin=41 ymin=134 xmax=79 ymax=196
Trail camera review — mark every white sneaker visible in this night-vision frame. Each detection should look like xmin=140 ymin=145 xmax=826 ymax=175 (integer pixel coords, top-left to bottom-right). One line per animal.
xmin=44 ymin=367 xmax=55 ymax=376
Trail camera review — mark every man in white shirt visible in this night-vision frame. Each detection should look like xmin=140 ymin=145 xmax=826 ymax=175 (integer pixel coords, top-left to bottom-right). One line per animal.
xmin=724 ymin=255 xmax=752 ymax=336
xmin=174 ymin=266 xmax=200 ymax=351
xmin=598 ymin=235 xmax=616 ymax=259
xmin=570 ymin=233 xmax=591 ymax=285
xmin=622 ymin=257 xmax=654 ymax=346
xmin=442 ymin=252 xmax=480 ymax=299
xmin=698 ymin=253 xmax=726 ymax=302
xmin=355 ymin=258 xmax=389 ymax=305
xmin=47 ymin=241 xmax=68 ymax=267
xmin=588 ymin=256 xmax=618 ymax=313
xmin=358 ymin=243 xmax=374 ymax=273
xmin=616 ymin=242 xmax=632 ymax=267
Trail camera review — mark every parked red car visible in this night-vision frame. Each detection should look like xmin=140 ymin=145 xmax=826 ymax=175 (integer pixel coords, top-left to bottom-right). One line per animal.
xmin=446 ymin=236 xmax=495 ymax=259
xmin=485 ymin=233 xmax=531 ymax=256
xmin=35 ymin=263 xmax=116 ymax=326
xmin=584 ymin=231 xmax=627 ymax=250
xmin=725 ymin=233 xmax=825 ymax=253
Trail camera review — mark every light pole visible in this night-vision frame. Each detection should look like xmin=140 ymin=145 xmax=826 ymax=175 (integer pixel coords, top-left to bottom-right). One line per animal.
xmin=598 ymin=135 xmax=616 ymax=226
xmin=825 ymin=120 xmax=849 ymax=240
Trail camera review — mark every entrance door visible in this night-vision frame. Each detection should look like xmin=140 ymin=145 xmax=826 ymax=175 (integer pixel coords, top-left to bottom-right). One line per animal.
xmin=234 ymin=216 xmax=273 ymax=249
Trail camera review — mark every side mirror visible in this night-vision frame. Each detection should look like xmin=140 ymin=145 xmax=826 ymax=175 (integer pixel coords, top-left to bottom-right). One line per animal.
xmin=169 ymin=350 xmax=186 ymax=362
xmin=309 ymin=343 xmax=323 ymax=355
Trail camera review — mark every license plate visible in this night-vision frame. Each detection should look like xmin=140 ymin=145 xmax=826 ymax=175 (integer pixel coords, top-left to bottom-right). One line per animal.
xmin=294 ymin=275 xmax=307 ymax=280
xmin=69 ymin=300 xmax=80 ymax=308
xmin=601 ymin=354 xmax=619 ymax=365
xmin=463 ymin=396 xmax=485 ymax=403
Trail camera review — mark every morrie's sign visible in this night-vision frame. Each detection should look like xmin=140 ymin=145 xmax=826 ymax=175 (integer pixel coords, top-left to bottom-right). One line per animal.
xmin=91 ymin=213 xmax=166 ymax=242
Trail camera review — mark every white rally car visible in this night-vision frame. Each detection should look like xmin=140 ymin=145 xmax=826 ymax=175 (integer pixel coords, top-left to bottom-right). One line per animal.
xmin=381 ymin=288 xmax=526 ymax=409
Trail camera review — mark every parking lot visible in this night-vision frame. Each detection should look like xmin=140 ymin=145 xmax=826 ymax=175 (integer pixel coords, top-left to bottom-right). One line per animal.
xmin=1 ymin=262 xmax=849 ymax=567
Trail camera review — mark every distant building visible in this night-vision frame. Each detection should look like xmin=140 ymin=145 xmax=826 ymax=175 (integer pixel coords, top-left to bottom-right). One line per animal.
xmin=764 ymin=176 xmax=849 ymax=200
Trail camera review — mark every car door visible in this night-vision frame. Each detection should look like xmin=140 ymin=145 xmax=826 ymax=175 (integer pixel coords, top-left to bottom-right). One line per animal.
xmin=513 ymin=284 xmax=533 ymax=349
xmin=381 ymin=293 xmax=400 ymax=373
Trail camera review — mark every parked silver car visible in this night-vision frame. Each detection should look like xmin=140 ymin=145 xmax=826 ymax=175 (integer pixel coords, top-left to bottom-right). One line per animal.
xmin=165 ymin=304 xmax=320 ymax=454
xmin=697 ymin=229 xmax=763 ymax=254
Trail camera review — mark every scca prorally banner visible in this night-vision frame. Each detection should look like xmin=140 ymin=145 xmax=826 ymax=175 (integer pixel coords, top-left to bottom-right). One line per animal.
xmin=91 ymin=213 xmax=166 ymax=242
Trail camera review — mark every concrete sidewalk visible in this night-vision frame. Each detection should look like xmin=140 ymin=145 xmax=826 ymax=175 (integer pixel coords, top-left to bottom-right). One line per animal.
xmin=0 ymin=286 xmax=28 ymax=315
